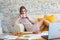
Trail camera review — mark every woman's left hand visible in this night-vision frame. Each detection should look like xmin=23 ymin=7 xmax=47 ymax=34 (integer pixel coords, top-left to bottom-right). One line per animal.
xmin=33 ymin=31 xmax=42 ymax=34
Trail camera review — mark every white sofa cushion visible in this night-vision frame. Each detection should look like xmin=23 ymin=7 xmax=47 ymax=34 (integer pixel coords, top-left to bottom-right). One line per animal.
xmin=14 ymin=23 xmax=24 ymax=32
xmin=54 ymin=14 xmax=60 ymax=22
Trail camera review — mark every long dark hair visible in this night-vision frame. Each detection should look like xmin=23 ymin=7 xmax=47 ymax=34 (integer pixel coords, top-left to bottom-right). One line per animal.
xmin=19 ymin=6 xmax=27 ymax=14
xmin=19 ymin=6 xmax=27 ymax=17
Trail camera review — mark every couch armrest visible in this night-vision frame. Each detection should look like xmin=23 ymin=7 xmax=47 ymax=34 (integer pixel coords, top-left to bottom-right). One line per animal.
xmin=14 ymin=23 xmax=25 ymax=32
xmin=0 ymin=20 xmax=3 ymax=34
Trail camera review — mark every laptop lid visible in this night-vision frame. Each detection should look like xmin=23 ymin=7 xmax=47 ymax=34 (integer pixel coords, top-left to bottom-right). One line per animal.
xmin=48 ymin=23 xmax=60 ymax=39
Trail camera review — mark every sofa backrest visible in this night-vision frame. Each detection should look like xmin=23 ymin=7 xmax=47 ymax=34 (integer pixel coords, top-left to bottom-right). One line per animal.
xmin=28 ymin=14 xmax=60 ymax=22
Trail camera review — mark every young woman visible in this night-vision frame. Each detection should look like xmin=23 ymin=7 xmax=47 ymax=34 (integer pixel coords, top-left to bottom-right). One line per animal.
xmin=17 ymin=6 xmax=50 ymax=34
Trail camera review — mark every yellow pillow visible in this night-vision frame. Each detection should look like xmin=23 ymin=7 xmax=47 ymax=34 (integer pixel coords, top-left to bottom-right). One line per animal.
xmin=38 ymin=15 xmax=54 ymax=23
xmin=44 ymin=15 xmax=54 ymax=23
xmin=38 ymin=18 xmax=43 ymax=21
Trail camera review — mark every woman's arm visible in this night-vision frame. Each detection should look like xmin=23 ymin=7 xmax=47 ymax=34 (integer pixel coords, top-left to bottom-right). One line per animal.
xmin=26 ymin=17 xmax=35 ymax=25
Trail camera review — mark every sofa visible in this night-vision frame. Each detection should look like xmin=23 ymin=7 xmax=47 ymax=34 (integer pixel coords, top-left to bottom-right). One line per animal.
xmin=0 ymin=20 xmax=3 ymax=34
xmin=14 ymin=14 xmax=60 ymax=32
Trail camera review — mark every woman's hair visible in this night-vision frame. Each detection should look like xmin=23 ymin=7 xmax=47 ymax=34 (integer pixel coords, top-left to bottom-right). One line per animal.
xmin=19 ymin=6 xmax=27 ymax=17
xmin=19 ymin=6 xmax=27 ymax=13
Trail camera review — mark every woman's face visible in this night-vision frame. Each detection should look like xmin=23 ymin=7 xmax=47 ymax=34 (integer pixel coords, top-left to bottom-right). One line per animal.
xmin=20 ymin=8 xmax=27 ymax=14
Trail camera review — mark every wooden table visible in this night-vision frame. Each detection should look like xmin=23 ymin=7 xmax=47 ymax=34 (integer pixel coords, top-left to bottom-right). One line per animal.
xmin=0 ymin=37 xmax=45 ymax=40
xmin=0 ymin=32 xmax=60 ymax=40
xmin=49 ymin=38 xmax=60 ymax=40
xmin=13 ymin=32 xmax=46 ymax=40
xmin=0 ymin=32 xmax=45 ymax=40
xmin=0 ymin=39 xmax=3 ymax=40
xmin=16 ymin=37 xmax=45 ymax=40
xmin=16 ymin=32 xmax=46 ymax=40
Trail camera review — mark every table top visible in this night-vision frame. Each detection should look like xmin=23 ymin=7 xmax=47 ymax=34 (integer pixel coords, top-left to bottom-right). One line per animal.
xmin=16 ymin=37 xmax=45 ymax=40
xmin=0 ymin=31 xmax=60 ymax=40
xmin=0 ymin=32 xmax=46 ymax=40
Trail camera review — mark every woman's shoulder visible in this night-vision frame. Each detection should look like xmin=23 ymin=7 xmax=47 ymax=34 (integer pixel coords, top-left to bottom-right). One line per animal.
xmin=16 ymin=16 xmax=21 ymax=22
xmin=17 ymin=18 xmax=22 ymax=22
xmin=15 ymin=17 xmax=21 ymax=24
xmin=27 ymin=14 xmax=31 ymax=18
xmin=17 ymin=16 xmax=21 ymax=19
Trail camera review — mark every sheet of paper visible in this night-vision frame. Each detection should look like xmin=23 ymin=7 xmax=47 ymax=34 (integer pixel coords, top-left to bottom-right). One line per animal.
xmin=0 ymin=33 xmax=10 ymax=39
xmin=4 ymin=35 xmax=18 ymax=40
xmin=28 ymin=31 xmax=48 ymax=40
xmin=41 ymin=31 xmax=48 ymax=36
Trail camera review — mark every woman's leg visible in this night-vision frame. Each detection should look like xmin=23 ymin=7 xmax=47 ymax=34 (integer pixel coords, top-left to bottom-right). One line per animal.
xmin=38 ymin=19 xmax=44 ymax=27
xmin=43 ymin=19 xmax=50 ymax=26
xmin=34 ymin=19 xmax=50 ymax=34
xmin=40 ymin=25 xmax=45 ymax=31
xmin=37 ymin=20 xmax=45 ymax=31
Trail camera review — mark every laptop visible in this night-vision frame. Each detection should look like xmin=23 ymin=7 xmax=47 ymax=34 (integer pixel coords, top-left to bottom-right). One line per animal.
xmin=48 ymin=23 xmax=60 ymax=39
xmin=41 ymin=23 xmax=60 ymax=40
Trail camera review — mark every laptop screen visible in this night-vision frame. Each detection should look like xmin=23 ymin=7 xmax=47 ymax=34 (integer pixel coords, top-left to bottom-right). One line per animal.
xmin=48 ymin=23 xmax=60 ymax=39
